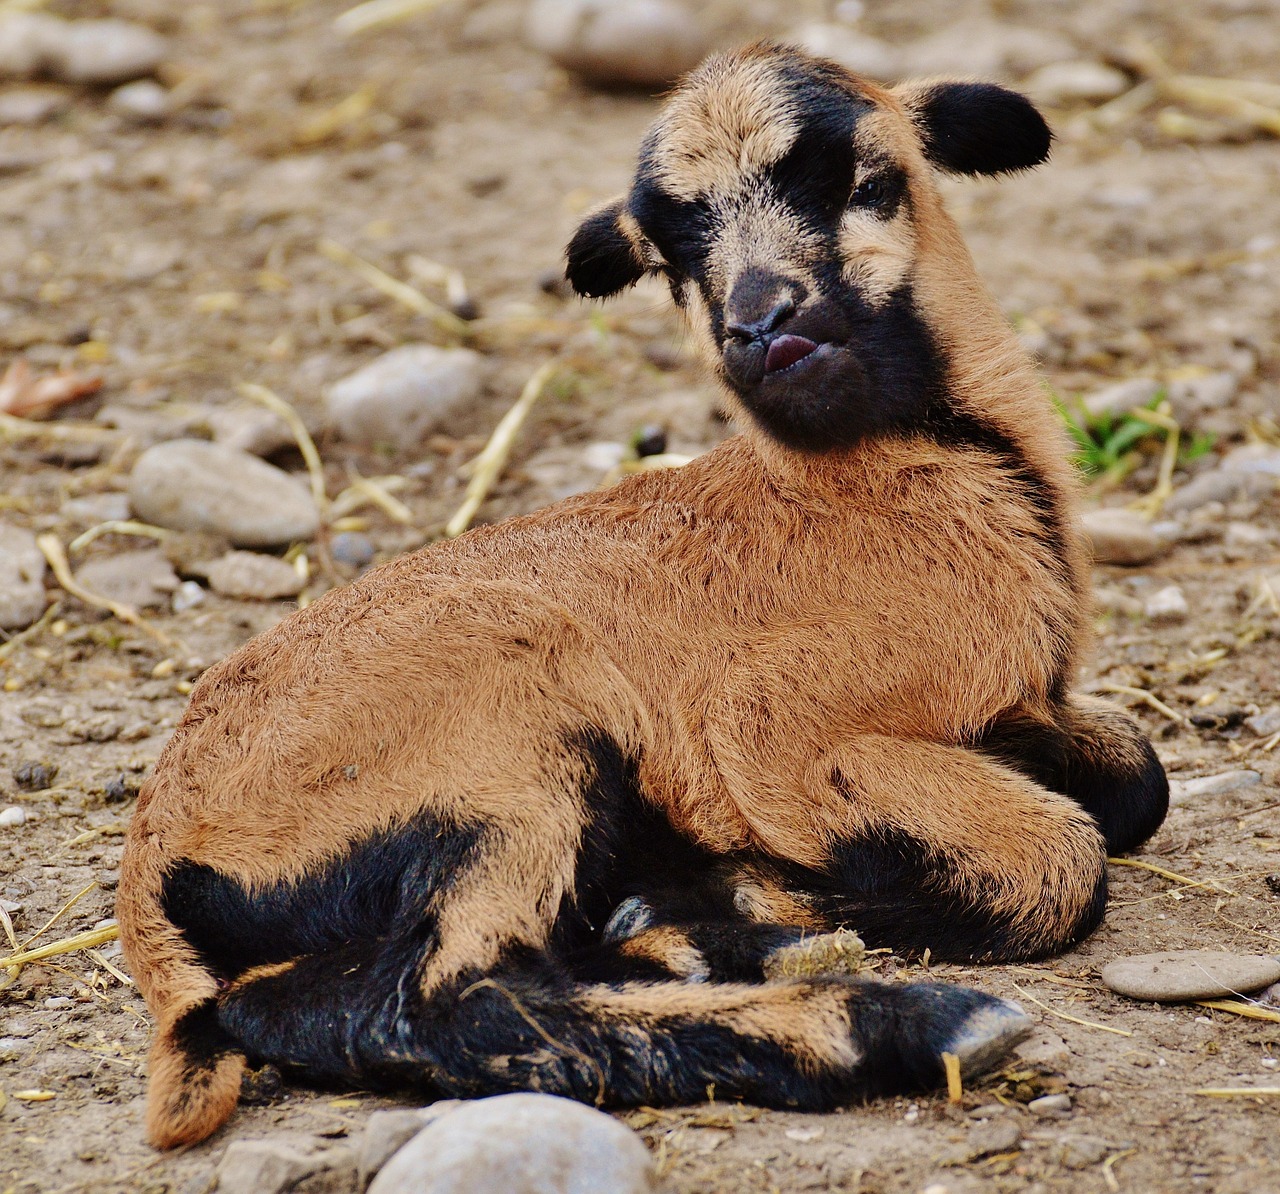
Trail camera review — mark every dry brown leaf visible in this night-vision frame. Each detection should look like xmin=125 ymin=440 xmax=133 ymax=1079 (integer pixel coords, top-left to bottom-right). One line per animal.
xmin=0 ymin=359 xmax=103 ymax=420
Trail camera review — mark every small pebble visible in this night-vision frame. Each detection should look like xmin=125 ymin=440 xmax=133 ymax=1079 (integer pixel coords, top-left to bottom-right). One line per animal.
xmin=524 ymin=0 xmax=708 ymax=89
xmin=1244 ymin=710 xmax=1280 ymax=737
xmin=1221 ymin=444 xmax=1280 ymax=477
xmin=43 ymin=996 xmax=74 ymax=1010
xmin=1059 ymin=1134 xmax=1109 ymax=1169
xmin=964 ymin=1119 xmax=1022 ymax=1160
xmin=0 ymin=807 xmax=27 ymax=828
xmin=0 ymin=524 xmax=48 ymax=631
xmin=1102 ymin=950 xmax=1280 ymax=1002
xmin=330 ymin=531 xmax=376 ymax=570
xmin=1028 ymin=1093 xmax=1072 ymax=1118
xmin=1169 ymin=769 xmax=1262 ymax=806
xmin=1143 ymin=584 xmax=1188 ymax=624
xmin=1025 ymin=60 xmax=1129 ymax=106
xmin=0 ymin=86 xmax=68 ymax=125
xmin=206 ymin=552 xmax=306 ymax=601
xmin=582 ymin=441 xmax=628 ymax=472
xmin=1166 ymin=370 xmax=1238 ymax=415
xmin=74 ymin=548 xmax=179 ymax=610
xmin=632 ymin=425 xmax=667 ymax=458
xmin=368 ymin=1093 xmax=655 ymax=1194
xmin=171 ymin=580 xmax=207 ymax=613
xmin=1164 ymin=468 xmax=1272 ymax=514
xmin=13 ymin=761 xmax=58 ymax=790
xmin=326 ymin=346 xmax=484 ymax=448
xmin=0 ymin=14 xmax=167 ymax=85
xmin=107 ymin=79 xmax=169 ymax=122
xmin=130 ymin=440 xmax=320 ymax=548
xmin=1080 ymin=377 xmax=1160 ymax=420
xmin=214 ymin=1138 xmax=355 ymax=1194
xmin=1080 ymin=508 xmax=1169 ymax=566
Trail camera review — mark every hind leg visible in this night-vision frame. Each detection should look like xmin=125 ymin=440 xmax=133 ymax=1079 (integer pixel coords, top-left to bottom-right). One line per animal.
xmin=975 ymin=694 xmax=1169 ymax=853
xmin=218 ymin=935 xmax=1030 ymax=1109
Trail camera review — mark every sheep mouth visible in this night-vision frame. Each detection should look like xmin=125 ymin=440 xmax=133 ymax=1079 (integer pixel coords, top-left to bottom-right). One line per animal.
xmin=764 ymin=334 xmax=819 ymax=374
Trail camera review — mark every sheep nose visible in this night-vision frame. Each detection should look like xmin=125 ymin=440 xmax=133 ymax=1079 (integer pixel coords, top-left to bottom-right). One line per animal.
xmin=725 ymin=298 xmax=795 ymax=344
xmin=722 ymin=270 xmax=806 ymax=388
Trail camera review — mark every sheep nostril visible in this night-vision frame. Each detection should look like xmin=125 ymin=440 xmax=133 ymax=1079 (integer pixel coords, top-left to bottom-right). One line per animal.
xmin=725 ymin=297 xmax=796 ymax=344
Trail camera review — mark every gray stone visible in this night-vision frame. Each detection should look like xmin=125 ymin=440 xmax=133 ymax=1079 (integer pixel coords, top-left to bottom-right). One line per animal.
xmin=1244 ymin=710 xmax=1280 ymax=737
xmin=964 ymin=1118 xmax=1022 ymax=1160
xmin=206 ymin=551 xmax=306 ymax=601
xmin=1166 ymin=371 xmax=1238 ymax=415
xmin=358 ymin=1105 xmax=460 ymax=1187
xmin=1143 ymin=584 xmax=1188 ymax=624
xmin=326 ymin=346 xmax=483 ymax=448
xmin=1169 ymin=769 xmax=1262 ymax=807
xmin=1025 ymin=60 xmax=1129 ymax=106
xmin=54 ymin=19 xmax=168 ymax=86
xmin=368 ymin=1094 xmax=655 ymax=1194
xmin=1093 ymin=586 xmax=1143 ymax=617
xmin=1080 ymin=508 xmax=1169 ymax=566
xmin=107 ymin=79 xmax=169 ymax=122
xmin=1028 ymin=1093 xmax=1073 ymax=1118
xmin=330 ymin=531 xmax=376 ymax=569
xmin=524 ymin=0 xmax=708 ymax=89
xmin=129 ymin=440 xmax=320 ymax=548
xmin=0 ymin=86 xmax=68 ymax=126
xmin=0 ymin=524 xmax=47 ymax=630
xmin=214 ymin=1139 xmax=355 ymax=1194
xmin=74 ymin=548 xmax=178 ymax=610
xmin=61 ymin=492 xmax=134 ymax=526
xmin=1221 ymin=444 xmax=1280 ymax=478
xmin=171 ymin=580 xmax=206 ymax=613
xmin=208 ymin=404 xmax=297 ymax=458
xmin=1101 ymin=950 xmax=1280 ymax=1002
xmin=0 ymin=14 xmax=61 ymax=78
xmin=1059 ymin=1134 xmax=1109 ymax=1169
xmin=1081 ymin=377 xmax=1160 ymax=420
xmin=790 ymin=23 xmax=901 ymax=79
xmin=1164 ymin=468 xmax=1273 ymax=514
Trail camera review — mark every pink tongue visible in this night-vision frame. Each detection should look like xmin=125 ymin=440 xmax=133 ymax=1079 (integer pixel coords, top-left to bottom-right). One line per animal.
xmin=765 ymin=334 xmax=818 ymax=373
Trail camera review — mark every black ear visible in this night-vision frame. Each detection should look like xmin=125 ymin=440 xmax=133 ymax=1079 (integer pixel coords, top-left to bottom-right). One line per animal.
xmin=905 ymin=82 xmax=1052 ymax=176
xmin=565 ymin=199 xmax=647 ymax=299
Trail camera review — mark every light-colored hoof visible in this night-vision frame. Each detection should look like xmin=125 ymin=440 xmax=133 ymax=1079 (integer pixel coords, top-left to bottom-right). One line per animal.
xmin=945 ymin=998 xmax=1034 ymax=1076
xmin=763 ymin=928 xmax=867 ymax=980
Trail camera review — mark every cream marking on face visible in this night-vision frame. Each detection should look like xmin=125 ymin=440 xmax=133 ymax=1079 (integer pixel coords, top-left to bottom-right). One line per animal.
xmin=705 ymin=191 xmax=823 ymax=297
xmin=651 ymin=57 xmax=801 ymax=202
xmin=838 ymin=208 xmax=916 ymax=305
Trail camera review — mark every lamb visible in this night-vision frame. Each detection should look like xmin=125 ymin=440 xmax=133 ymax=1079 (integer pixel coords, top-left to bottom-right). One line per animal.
xmin=118 ymin=42 xmax=1168 ymax=1149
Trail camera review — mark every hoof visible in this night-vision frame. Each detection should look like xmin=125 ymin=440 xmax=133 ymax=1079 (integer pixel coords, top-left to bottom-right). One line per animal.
xmin=602 ymin=896 xmax=654 ymax=944
xmin=763 ymin=928 xmax=867 ymax=980
xmin=943 ymin=997 xmax=1033 ymax=1076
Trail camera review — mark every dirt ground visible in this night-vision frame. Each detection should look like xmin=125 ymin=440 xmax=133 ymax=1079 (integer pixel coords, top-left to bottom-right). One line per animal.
xmin=1 ymin=1 xmax=1279 ymax=1191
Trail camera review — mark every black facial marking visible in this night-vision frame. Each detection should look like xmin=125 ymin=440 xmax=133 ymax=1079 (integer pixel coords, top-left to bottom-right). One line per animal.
xmin=162 ymin=811 xmax=482 ymax=981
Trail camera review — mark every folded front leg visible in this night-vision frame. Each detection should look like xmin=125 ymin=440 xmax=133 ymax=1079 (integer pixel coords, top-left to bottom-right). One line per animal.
xmin=724 ymin=734 xmax=1108 ymax=963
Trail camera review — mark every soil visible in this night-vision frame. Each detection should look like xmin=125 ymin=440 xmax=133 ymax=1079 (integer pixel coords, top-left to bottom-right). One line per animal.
xmin=1 ymin=2 xmax=1278 ymax=1193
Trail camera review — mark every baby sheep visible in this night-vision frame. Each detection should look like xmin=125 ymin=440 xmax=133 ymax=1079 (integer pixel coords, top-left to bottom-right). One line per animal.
xmin=119 ymin=43 xmax=1167 ymax=1149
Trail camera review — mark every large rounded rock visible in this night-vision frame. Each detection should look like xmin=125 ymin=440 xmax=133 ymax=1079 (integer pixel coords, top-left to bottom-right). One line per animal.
xmin=74 ymin=548 xmax=178 ymax=610
xmin=326 ymin=346 xmax=484 ymax=448
xmin=1102 ymin=950 xmax=1280 ymax=1003
xmin=129 ymin=440 xmax=320 ymax=548
xmin=0 ymin=525 xmax=47 ymax=630
xmin=367 ymin=1094 xmax=655 ymax=1194
xmin=524 ymin=0 xmax=708 ymax=90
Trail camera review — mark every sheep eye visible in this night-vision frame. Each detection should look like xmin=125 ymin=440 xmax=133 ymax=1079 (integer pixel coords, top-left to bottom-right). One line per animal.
xmin=850 ymin=178 xmax=886 ymax=208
